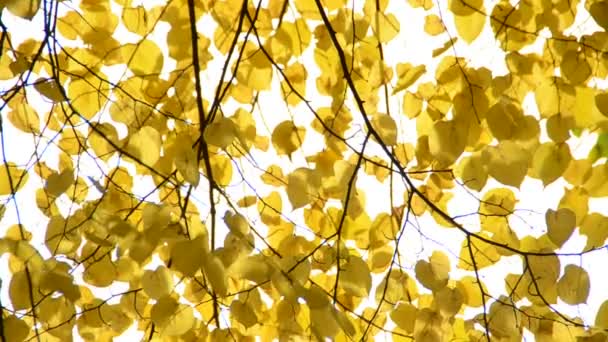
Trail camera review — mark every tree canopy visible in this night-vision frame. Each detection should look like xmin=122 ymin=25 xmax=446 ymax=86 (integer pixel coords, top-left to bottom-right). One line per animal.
xmin=1 ymin=0 xmax=608 ymax=341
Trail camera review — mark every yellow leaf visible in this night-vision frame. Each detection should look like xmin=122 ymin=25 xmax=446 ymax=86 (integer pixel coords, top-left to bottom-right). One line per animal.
xmin=455 ymin=153 xmax=487 ymax=191
xmin=89 ymin=123 xmax=118 ymax=161
xmin=390 ymin=302 xmax=417 ymax=333
xmin=596 ymin=92 xmax=608 ymax=117
xmin=368 ymin=244 xmax=393 ymax=273
xmin=545 ymin=208 xmax=576 ymax=248
xmin=393 ymin=64 xmax=426 ymax=94
xmin=151 ymin=296 xmax=195 ymax=336
xmin=236 ymin=47 xmax=273 ymax=90
xmin=170 ymin=237 xmax=205 ymax=276
xmin=546 ymin=114 xmax=573 ymax=143
xmin=561 ymin=50 xmax=591 ymax=85
xmin=408 ymin=0 xmax=433 ymax=10
xmin=231 ymin=301 xmax=258 ymax=328
xmin=435 ymin=286 xmax=463 ymax=317
xmin=258 ymin=190 xmax=282 ymax=226
xmin=204 ymin=154 xmax=232 ymax=186
xmin=203 ymin=254 xmax=228 ymax=296
xmin=271 ymin=120 xmax=306 ymax=158
xmin=236 ymin=195 xmax=257 ymax=207
xmin=142 ymin=266 xmax=173 ymax=299
xmin=45 ymin=215 xmax=81 ymax=255
xmin=204 ymin=116 xmax=237 ymax=149
xmin=37 ymin=296 xmax=75 ymax=339
xmin=310 ymin=306 xmax=340 ymax=339
xmin=34 ymin=78 xmax=65 ymax=102
xmin=46 ymin=168 xmax=73 ymax=197
xmin=563 ymin=159 xmax=592 ymax=186
xmin=424 ymin=14 xmax=445 ymax=36
xmin=68 ymin=73 xmax=109 ymax=119
xmin=370 ymin=13 xmax=400 ymax=43
xmin=596 ymin=300 xmax=608 ymax=329
xmin=4 ymin=314 xmax=30 ymax=342
xmin=9 ymin=269 xmax=42 ymax=310
xmin=479 ymin=188 xmax=516 ymax=216
xmin=558 ymin=186 xmax=588 ymax=226
xmin=413 ymin=308 xmax=443 ymax=341
xmin=286 ymin=167 xmax=320 ymax=209
xmin=163 ymin=304 xmax=195 ymax=336
xmin=83 ymin=254 xmax=117 ymax=287
xmin=40 ymin=265 xmax=80 ymax=301
xmin=122 ymin=6 xmax=154 ymax=36
xmin=126 ymin=126 xmax=161 ymax=166
xmin=3 ymin=0 xmax=40 ymax=19
xmin=230 ymin=254 xmax=272 ymax=284
xmin=273 ymin=19 xmax=311 ymax=60
xmin=415 ymin=252 xmax=450 ymax=292
xmin=580 ymin=213 xmax=608 ymax=251
xmin=486 ymin=101 xmax=522 ymax=141
xmin=403 ymin=91 xmax=422 ymax=118
xmin=534 ymin=78 xmax=575 ymax=119
xmin=8 ymin=101 xmax=39 ymax=133
xmin=283 ymin=62 xmax=307 ymax=105
xmin=482 ymin=140 xmax=530 ymax=187
xmin=583 ymin=164 xmax=608 ymax=197
xmin=340 ymin=255 xmax=372 ymax=297
xmin=527 ymin=252 xmax=560 ymax=304
xmin=530 ymin=142 xmax=572 ymax=186
xmin=488 ymin=296 xmax=522 ymax=339
xmin=428 ymin=120 xmax=466 ymax=166
xmin=452 ymin=2 xmax=486 ymax=44
xmin=457 ymin=276 xmax=487 ymax=308
xmin=122 ymin=39 xmax=164 ymax=75
xmin=574 ymin=86 xmax=607 ymax=129
xmin=589 ymin=1 xmax=608 ymax=31
xmin=432 ymin=37 xmax=457 ymax=57
xmin=557 ymin=264 xmax=590 ymax=305
xmin=224 ymin=211 xmax=250 ymax=236
xmin=174 ymin=143 xmax=200 ymax=186
xmin=370 ymin=113 xmax=398 ymax=146
xmin=0 ymin=162 xmax=29 ymax=195
xmin=458 ymin=234 xmax=501 ymax=270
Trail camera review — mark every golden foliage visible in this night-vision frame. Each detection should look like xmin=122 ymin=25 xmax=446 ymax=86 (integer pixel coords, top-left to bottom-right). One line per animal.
xmin=1 ymin=0 xmax=608 ymax=341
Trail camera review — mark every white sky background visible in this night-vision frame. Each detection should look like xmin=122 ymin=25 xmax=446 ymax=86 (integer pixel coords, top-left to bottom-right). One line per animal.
xmin=1 ymin=0 xmax=608 ymax=340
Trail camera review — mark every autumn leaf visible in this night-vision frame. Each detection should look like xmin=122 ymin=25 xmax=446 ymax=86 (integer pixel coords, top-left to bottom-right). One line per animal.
xmin=2 ymin=0 xmax=608 ymax=340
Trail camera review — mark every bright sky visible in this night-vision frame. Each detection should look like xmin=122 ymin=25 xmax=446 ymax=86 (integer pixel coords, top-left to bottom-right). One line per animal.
xmin=1 ymin=0 xmax=608 ymax=340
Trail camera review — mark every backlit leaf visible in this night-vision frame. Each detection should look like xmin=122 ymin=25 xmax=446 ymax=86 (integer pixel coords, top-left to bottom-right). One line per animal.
xmin=370 ymin=113 xmax=398 ymax=146
xmin=286 ymin=167 xmax=320 ymax=209
xmin=545 ymin=208 xmax=576 ymax=248
xmin=393 ymin=63 xmax=426 ymax=94
xmin=483 ymin=140 xmax=529 ymax=187
xmin=557 ymin=264 xmax=590 ymax=305
xmin=0 ymin=163 xmax=29 ymax=195
xmin=340 ymin=255 xmax=372 ymax=297
xmin=597 ymin=300 xmax=608 ymax=329
xmin=126 ymin=126 xmax=161 ymax=166
xmin=451 ymin=0 xmax=485 ymax=43
xmin=142 ymin=266 xmax=173 ymax=299
xmin=272 ymin=120 xmax=306 ymax=158
xmin=530 ymin=142 xmax=572 ymax=186
xmin=390 ymin=302 xmax=417 ymax=333
xmin=589 ymin=1 xmax=608 ymax=31
xmin=8 ymin=101 xmax=39 ymax=133
xmin=203 ymin=254 xmax=228 ymax=297
xmin=4 ymin=315 xmax=30 ymax=342
xmin=34 ymin=78 xmax=65 ymax=102
xmin=122 ymin=39 xmax=164 ymax=75
xmin=424 ymin=14 xmax=445 ymax=36
xmin=4 ymin=0 xmax=40 ymax=19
